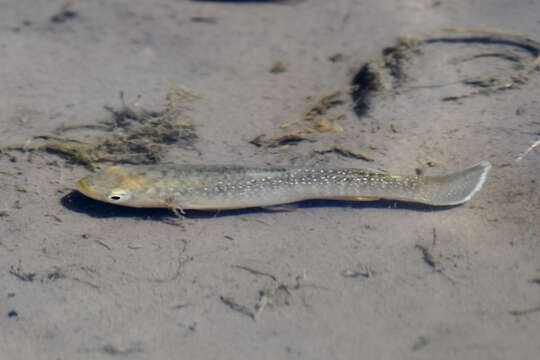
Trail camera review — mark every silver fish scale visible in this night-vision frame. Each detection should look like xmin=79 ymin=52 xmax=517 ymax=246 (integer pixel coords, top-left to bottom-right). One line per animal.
xmin=168 ymin=167 xmax=423 ymax=204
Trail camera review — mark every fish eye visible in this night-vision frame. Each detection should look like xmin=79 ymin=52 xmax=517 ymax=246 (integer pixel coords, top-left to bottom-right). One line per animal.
xmin=106 ymin=189 xmax=131 ymax=202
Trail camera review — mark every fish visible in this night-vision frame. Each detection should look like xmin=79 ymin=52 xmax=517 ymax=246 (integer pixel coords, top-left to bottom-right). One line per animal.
xmin=75 ymin=161 xmax=491 ymax=212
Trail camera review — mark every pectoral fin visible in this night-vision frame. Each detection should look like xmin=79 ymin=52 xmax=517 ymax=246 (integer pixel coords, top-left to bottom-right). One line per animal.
xmin=261 ymin=204 xmax=298 ymax=212
xmin=328 ymin=196 xmax=381 ymax=201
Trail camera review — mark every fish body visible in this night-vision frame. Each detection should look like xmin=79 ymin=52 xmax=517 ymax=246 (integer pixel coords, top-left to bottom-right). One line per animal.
xmin=75 ymin=161 xmax=491 ymax=210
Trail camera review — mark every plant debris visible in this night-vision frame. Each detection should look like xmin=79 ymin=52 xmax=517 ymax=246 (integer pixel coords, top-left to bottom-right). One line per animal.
xmin=269 ymin=60 xmax=287 ymax=74
xmin=101 ymin=343 xmax=144 ymax=356
xmin=516 ymin=138 xmax=540 ymax=162
xmin=411 ymin=336 xmax=430 ymax=351
xmin=250 ymin=86 xmax=356 ymax=150
xmin=415 ymin=228 xmax=456 ymax=284
xmin=219 ymin=296 xmax=256 ymax=320
xmin=350 ymin=64 xmax=381 ymax=117
xmin=314 ymin=146 xmax=374 ymax=162
xmin=190 ymin=16 xmax=219 ymax=24
xmin=232 ymin=265 xmax=278 ymax=281
xmin=219 ymin=265 xmax=304 ymax=320
xmin=9 ymin=263 xmax=67 ymax=283
xmin=50 ymin=0 xmax=78 ymax=23
xmin=249 ymin=133 xmax=313 ymax=148
xmin=281 ymin=87 xmax=353 ymax=129
xmin=9 ymin=264 xmax=36 ymax=282
xmin=509 ymin=305 xmax=540 ymax=316
xmin=2 ymin=88 xmax=199 ymax=170
xmin=328 ymin=53 xmax=344 ymax=63
xmin=341 ymin=264 xmax=374 ymax=279
xmin=449 ymin=51 xmax=523 ymax=65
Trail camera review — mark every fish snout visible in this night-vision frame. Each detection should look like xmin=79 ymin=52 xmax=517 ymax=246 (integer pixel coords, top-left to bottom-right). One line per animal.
xmin=76 ymin=178 xmax=91 ymax=196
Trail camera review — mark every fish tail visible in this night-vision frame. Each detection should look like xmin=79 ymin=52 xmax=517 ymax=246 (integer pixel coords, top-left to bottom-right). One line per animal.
xmin=420 ymin=161 xmax=491 ymax=205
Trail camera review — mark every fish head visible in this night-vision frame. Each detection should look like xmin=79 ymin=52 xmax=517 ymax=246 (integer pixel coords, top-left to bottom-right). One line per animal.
xmin=76 ymin=165 xmax=166 ymax=208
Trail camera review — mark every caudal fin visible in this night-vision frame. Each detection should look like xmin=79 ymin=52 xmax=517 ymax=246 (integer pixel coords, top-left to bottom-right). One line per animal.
xmin=421 ymin=161 xmax=491 ymax=205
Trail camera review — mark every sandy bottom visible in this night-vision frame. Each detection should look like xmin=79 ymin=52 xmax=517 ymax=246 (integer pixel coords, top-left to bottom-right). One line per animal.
xmin=0 ymin=1 xmax=538 ymax=359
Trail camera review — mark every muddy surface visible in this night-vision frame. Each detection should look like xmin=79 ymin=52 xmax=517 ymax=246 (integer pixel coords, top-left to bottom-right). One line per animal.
xmin=0 ymin=1 xmax=538 ymax=359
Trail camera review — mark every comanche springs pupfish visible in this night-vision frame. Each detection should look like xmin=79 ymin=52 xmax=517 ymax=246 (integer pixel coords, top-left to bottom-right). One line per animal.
xmin=75 ymin=161 xmax=491 ymax=212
